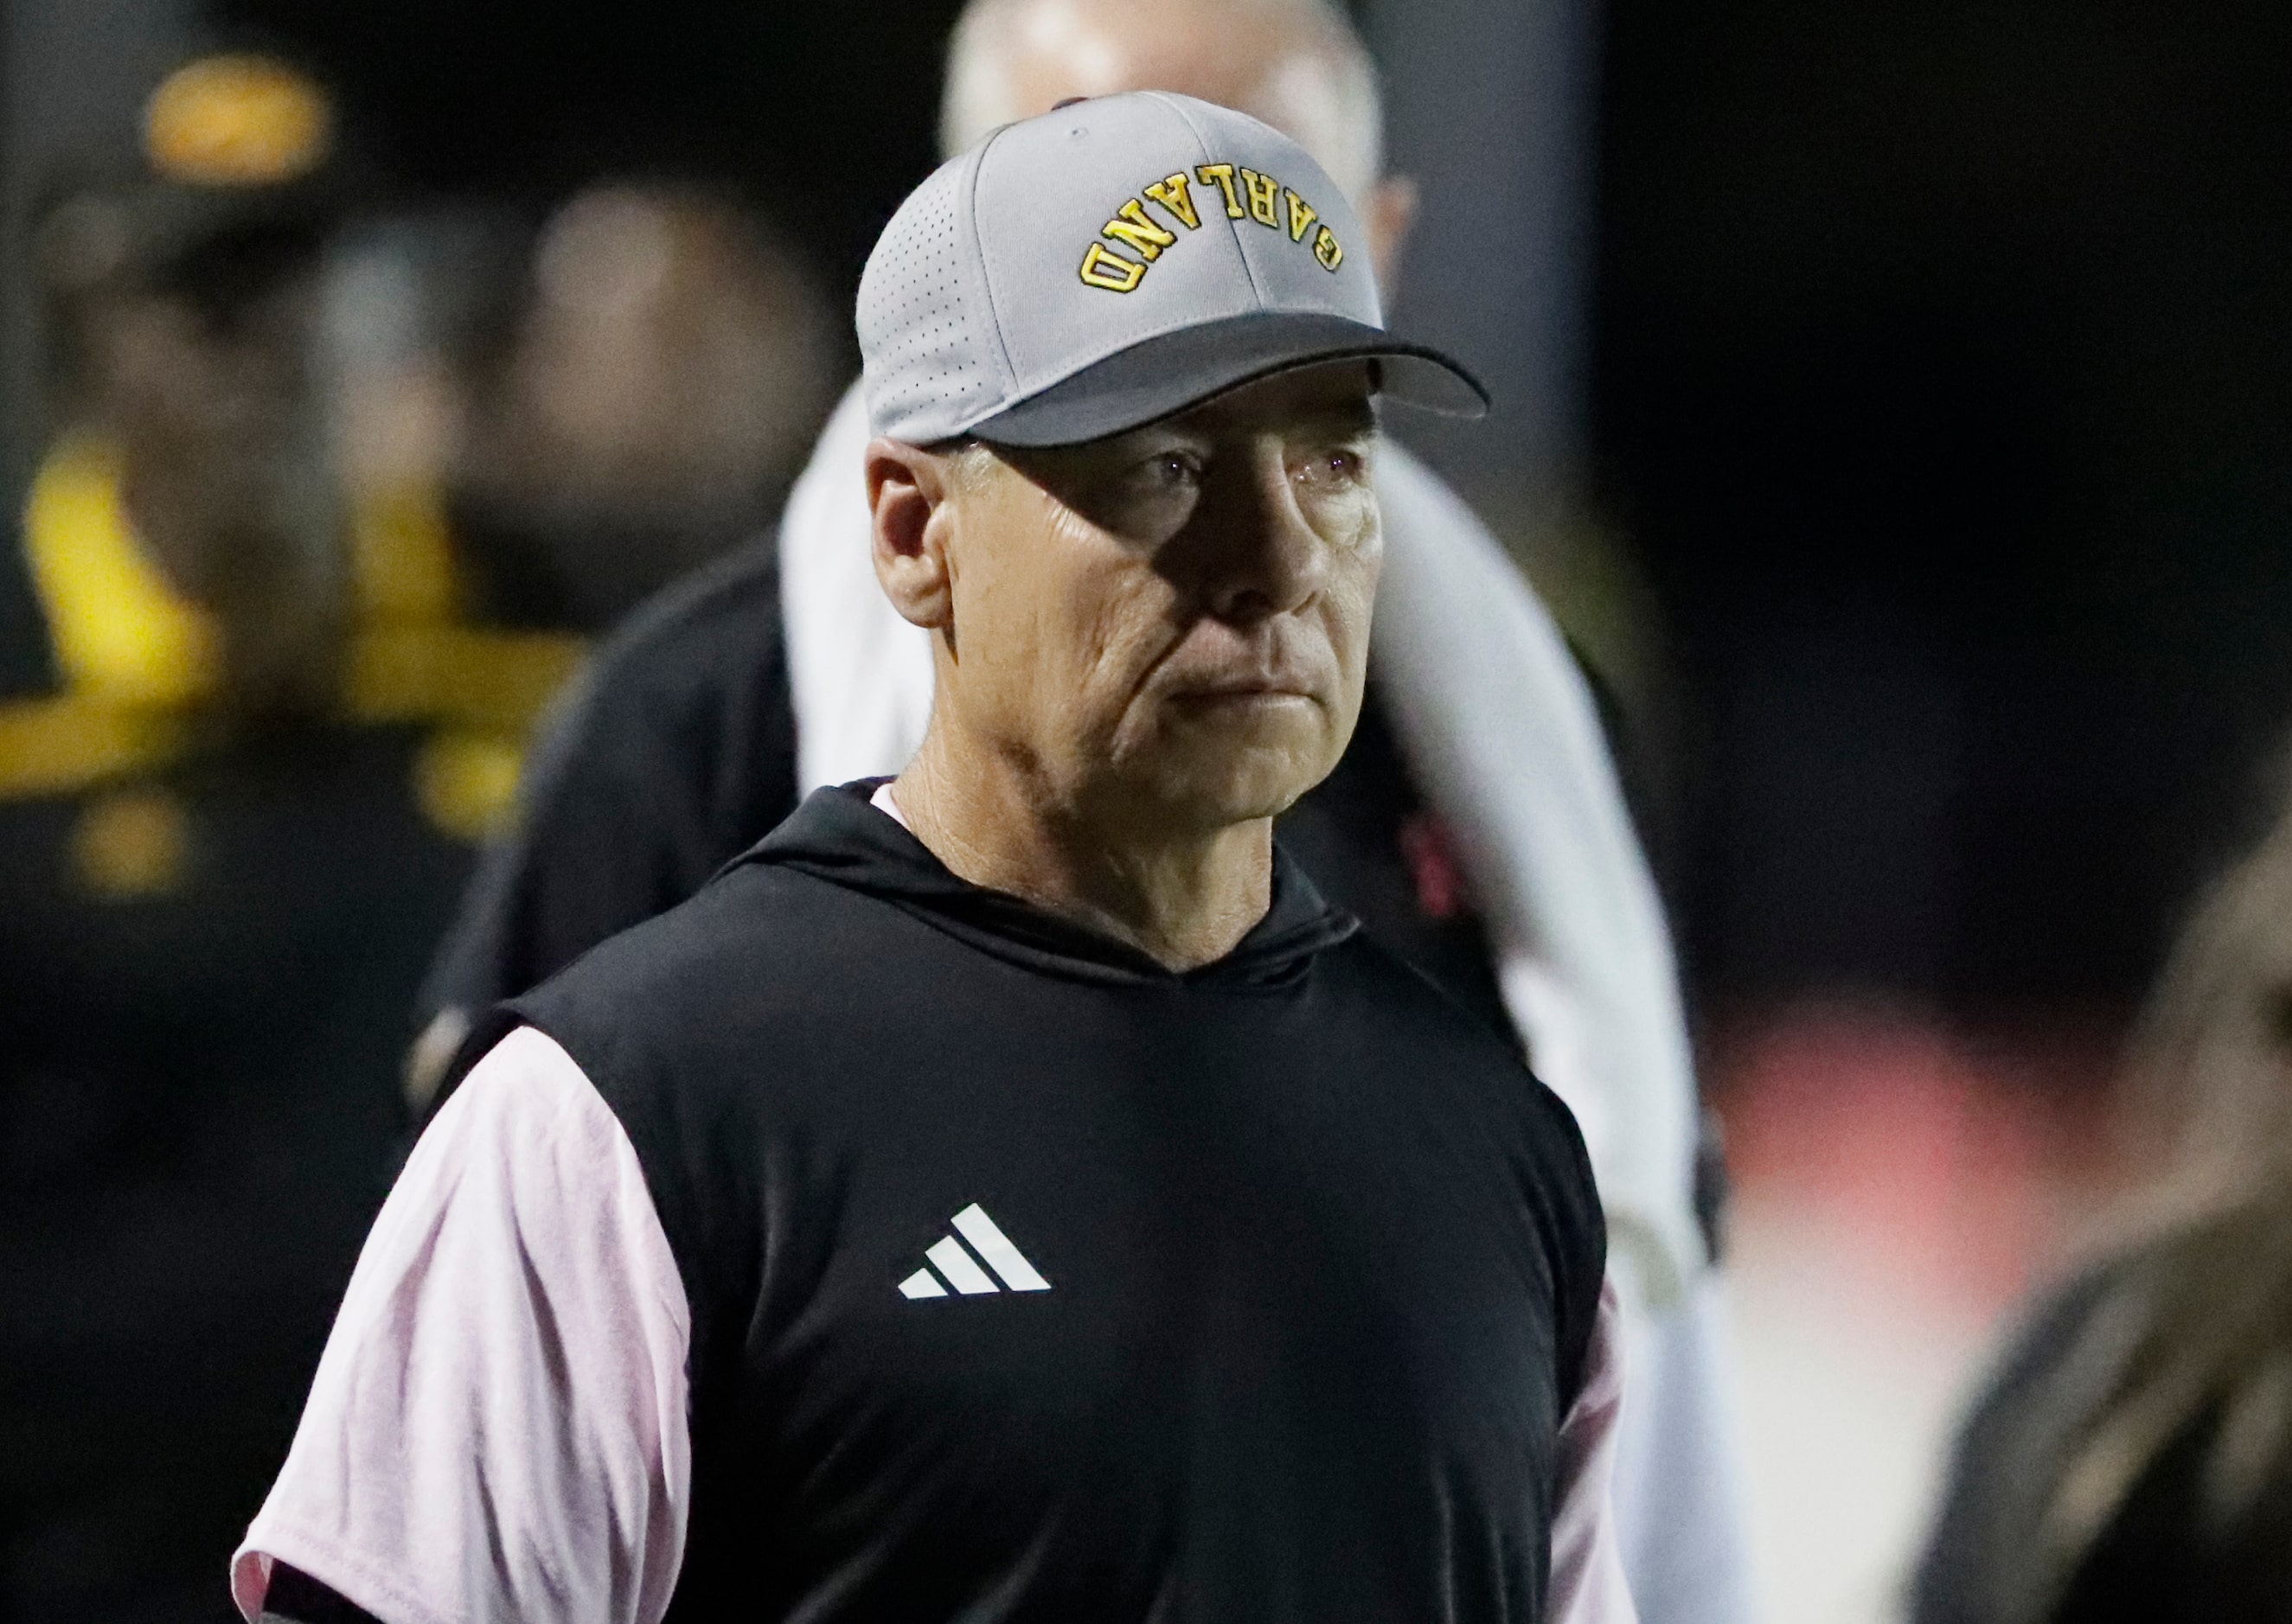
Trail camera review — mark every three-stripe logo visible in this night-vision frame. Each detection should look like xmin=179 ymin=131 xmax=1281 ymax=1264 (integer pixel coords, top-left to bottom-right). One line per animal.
xmin=900 ymin=1204 xmax=1052 ymax=1299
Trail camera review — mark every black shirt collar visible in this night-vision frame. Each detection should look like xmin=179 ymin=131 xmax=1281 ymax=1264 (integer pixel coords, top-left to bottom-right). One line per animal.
xmin=740 ymin=781 xmax=1358 ymax=988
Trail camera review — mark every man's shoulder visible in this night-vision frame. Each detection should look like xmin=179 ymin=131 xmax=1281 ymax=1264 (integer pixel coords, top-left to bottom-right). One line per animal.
xmin=1319 ymin=927 xmax=1524 ymax=1070
xmin=488 ymin=852 xmax=944 ymax=1250
xmin=511 ymin=536 xmax=801 ymax=877
xmin=503 ymin=846 xmax=946 ymax=1086
xmin=1315 ymin=927 xmax=1607 ymax=1381
xmin=413 ymin=539 xmax=799 ymax=1020
xmin=576 ymin=540 xmax=785 ymax=726
xmin=519 ymin=855 xmax=840 ymax=1013
xmin=1322 ymin=930 xmax=1603 ymax=1205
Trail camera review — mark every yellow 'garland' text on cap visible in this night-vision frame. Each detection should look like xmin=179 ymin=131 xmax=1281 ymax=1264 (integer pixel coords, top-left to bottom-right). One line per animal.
xmin=1079 ymin=166 xmax=1343 ymax=293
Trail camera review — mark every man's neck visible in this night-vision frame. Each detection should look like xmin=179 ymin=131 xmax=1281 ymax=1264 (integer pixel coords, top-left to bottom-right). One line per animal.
xmin=890 ymin=732 xmax=1273 ymax=973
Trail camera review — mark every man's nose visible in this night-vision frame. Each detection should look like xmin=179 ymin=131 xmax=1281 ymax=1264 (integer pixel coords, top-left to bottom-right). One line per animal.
xmin=1200 ymin=448 xmax=1328 ymax=624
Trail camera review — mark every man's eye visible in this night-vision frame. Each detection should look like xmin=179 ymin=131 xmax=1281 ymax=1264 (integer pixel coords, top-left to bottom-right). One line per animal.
xmin=1143 ymin=452 xmax=1200 ymax=486
xmin=1296 ymin=447 xmax=1367 ymax=485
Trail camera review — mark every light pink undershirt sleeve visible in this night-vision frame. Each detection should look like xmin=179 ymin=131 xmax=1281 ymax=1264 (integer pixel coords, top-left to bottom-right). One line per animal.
xmin=1548 ymin=1275 xmax=1640 ymax=1624
xmin=232 ymin=1026 xmax=693 ymax=1624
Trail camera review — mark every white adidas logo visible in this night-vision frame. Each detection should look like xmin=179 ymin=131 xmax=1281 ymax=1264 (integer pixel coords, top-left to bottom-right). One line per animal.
xmin=899 ymin=1204 xmax=1052 ymax=1299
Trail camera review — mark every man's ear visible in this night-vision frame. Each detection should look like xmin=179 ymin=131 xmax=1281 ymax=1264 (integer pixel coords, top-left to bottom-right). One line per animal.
xmin=1364 ymin=176 xmax=1418 ymax=301
xmin=866 ymin=437 xmax=959 ymax=632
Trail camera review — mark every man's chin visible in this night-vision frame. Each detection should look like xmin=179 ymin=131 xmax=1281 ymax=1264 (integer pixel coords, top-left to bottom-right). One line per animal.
xmin=1113 ymin=738 xmax=1338 ymax=832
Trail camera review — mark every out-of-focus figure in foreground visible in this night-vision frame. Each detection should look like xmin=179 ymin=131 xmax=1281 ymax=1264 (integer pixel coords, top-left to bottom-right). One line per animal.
xmin=414 ymin=3 xmax=1755 ymax=1617
xmin=1915 ymin=768 xmax=2292 ymax=1624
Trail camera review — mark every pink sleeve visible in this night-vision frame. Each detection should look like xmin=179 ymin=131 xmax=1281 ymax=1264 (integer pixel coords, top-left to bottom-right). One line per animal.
xmin=1547 ymin=1275 xmax=1640 ymax=1624
xmin=232 ymin=1026 xmax=693 ymax=1624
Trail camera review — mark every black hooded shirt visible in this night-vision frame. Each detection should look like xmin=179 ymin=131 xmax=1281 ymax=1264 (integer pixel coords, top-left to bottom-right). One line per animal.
xmin=417 ymin=783 xmax=1609 ymax=1622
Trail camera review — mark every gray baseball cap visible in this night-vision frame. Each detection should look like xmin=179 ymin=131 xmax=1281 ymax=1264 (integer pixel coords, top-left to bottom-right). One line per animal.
xmin=857 ymin=91 xmax=1486 ymax=448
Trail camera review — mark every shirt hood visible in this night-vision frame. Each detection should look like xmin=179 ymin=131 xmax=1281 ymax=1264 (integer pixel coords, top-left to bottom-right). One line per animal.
xmin=739 ymin=781 xmax=1358 ymax=989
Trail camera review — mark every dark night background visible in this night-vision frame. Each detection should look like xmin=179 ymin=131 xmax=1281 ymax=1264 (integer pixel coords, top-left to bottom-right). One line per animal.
xmin=1596 ymin=0 xmax=2292 ymax=1012
xmin=183 ymin=0 xmax=2292 ymax=1020
xmin=0 ymin=0 xmax=2281 ymax=1024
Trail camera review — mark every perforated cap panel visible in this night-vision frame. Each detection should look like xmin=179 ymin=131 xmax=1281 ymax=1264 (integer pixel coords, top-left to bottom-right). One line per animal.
xmin=858 ymin=153 xmax=1006 ymax=444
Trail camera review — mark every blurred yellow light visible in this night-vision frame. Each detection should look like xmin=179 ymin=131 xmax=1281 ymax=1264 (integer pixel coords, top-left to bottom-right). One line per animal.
xmin=144 ymin=54 xmax=332 ymax=187
xmin=414 ymin=728 xmax=527 ymax=843
xmin=24 ymin=437 xmax=222 ymax=708
xmin=73 ymin=786 xmax=192 ymax=898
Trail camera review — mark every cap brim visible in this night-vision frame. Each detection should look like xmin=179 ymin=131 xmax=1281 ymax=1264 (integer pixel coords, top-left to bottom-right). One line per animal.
xmin=964 ymin=310 xmax=1488 ymax=448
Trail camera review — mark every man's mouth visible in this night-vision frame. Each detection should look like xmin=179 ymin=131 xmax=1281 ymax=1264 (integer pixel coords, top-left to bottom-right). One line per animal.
xmin=1165 ymin=677 xmax=1317 ymax=707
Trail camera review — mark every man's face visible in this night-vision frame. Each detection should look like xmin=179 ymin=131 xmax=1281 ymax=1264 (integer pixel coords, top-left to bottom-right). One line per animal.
xmin=479 ymin=186 xmax=835 ymax=522
xmin=103 ymin=285 xmax=317 ymax=596
xmin=99 ymin=278 xmax=346 ymax=713
xmin=930 ymin=365 xmax=1383 ymax=835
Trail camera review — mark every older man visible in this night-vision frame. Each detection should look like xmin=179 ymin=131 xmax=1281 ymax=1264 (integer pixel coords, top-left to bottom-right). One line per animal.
xmin=234 ymin=95 xmax=1631 ymax=1624
xmin=419 ymin=3 xmax=1751 ymax=1615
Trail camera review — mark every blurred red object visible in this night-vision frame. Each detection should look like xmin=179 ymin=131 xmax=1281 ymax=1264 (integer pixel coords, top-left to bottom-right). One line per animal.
xmin=1398 ymin=812 xmax=1469 ymax=921
xmin=1707 ymin=1001 xmax=2121 ymax=1318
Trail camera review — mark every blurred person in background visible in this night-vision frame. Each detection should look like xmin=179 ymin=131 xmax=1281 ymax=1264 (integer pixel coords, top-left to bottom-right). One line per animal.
xmin=316 ymin=181 xmax=833 ymax=832
xmin=1913 ymin=764 xmax=2292 ymax=1623
xmin=414 ymin=1 xmax=1754 ymax=1616
xmin=440 ymin=181 xmax=838 ymax=632
xmin=0 ymin=53 xmax=492 ymax=1618
xmin=0 ymin=46 xmax=848 ymax=1608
